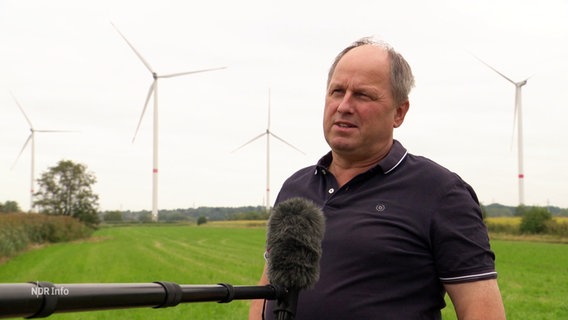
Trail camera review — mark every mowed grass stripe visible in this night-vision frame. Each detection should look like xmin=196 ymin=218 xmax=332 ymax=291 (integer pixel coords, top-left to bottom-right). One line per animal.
xmin=140 ymin=226 xmax=265 ymax=282
xmin=150 ymin=238 xmax=257 ymax=284
xmin=95 ymin=226 xmax=266 ymax=283
xmin=129 ymin=236 xmax=258 ymax=283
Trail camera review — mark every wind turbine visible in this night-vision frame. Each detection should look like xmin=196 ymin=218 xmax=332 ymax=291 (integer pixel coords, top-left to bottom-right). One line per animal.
xmin=232 ymin=89 xmax=305 ymax=212
xmin=474 ymin=56 xmax=530 ymax=206
xmin=112 ymin=23 xmax=226 ymax=221
xmin=10 ymin=92 xmax=73 ymax=212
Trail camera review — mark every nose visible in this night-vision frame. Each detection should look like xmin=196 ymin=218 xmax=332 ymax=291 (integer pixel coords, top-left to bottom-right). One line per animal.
xmin=337 ymin=94 xmax=353 ymax=114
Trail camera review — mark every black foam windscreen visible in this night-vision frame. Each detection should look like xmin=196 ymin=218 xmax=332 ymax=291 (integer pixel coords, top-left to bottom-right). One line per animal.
xmin=266 ymin=197 xmax=325 ymax=290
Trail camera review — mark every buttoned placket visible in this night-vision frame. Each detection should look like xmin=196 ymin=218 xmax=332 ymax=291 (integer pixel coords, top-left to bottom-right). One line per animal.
xmin=318 ymin=167 xmax=347 ymax=204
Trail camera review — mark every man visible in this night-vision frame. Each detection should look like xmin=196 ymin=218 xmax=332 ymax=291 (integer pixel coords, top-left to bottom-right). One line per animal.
xmin=249 ymin=37 xmax=506 ymax=319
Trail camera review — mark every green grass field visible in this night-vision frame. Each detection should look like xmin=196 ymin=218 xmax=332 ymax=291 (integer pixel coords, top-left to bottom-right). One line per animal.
xmin=0 ymin=225 xmax=266 ymax=319
xmin=442 ymin=240 xmax=568 ymax=320
xmin=1 ymin=224 xmax=567 ymax=319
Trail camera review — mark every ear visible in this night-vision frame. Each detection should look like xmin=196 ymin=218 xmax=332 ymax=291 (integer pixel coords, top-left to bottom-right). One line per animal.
xmin=393 ymin=100 xmax=409 ymax=128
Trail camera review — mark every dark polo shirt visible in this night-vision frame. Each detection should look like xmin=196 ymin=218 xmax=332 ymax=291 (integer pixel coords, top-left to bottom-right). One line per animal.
xmin=266 ymin=140 xmax=496 ymax=320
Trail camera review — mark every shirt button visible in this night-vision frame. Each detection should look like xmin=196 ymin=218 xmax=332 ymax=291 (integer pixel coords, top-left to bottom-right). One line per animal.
xmin=328 ymin=188 xmax=334 ymax=194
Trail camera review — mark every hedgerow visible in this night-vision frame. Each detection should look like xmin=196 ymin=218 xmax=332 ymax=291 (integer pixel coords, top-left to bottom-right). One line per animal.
xmin=0 ymin=214 xmax=92 ymax=258
xmin=486 ymin=216 xmax=568 ymax=237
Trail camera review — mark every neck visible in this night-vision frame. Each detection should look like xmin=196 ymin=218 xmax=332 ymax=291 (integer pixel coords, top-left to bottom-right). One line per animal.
xmin=329 ymin=141 xmax=392 ymax=187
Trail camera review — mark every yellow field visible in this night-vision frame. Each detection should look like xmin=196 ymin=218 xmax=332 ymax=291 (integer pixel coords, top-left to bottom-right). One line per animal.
xmin=486 ymin=216 xmax=522 ymax=226
xmin=553 ymin=216 xmax=568 ymax=223
xmin=486 ymin=216 xmax=568 ymax=225
xmin=207 ymin=220 xmax=267 ymax=228
xmin=486 ymin=216 xmax=568 ymax=243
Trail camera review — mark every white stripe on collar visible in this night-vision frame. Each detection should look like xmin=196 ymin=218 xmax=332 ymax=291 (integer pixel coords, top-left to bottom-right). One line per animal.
xmin=384 ymin=151 xmax=408 ymax=174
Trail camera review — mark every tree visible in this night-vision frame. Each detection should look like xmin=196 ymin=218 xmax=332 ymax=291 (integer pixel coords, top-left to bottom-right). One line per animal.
xmin=520 ymin=207 xmax=552 ymax=234
xmin=197 ymin=216 xmax=207 ymax=226
xmin=103 ymin=211 xmax=124 ymax=223
xmin=34 ymin=160 xmax=100 ymax=227
xmin=514 ymin=205 xmax=528 ymax=217
xmin=138 ymin=212 xmax=153 ymax=223
xmin=0 ymin=200 xmax=21 ymax=213
xmin=480 ymin=203 xmax=487 ymax=220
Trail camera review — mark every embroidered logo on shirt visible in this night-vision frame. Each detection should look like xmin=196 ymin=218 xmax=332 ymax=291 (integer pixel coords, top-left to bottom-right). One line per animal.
xmin=376 ymin=203 xmax=386 ymax=212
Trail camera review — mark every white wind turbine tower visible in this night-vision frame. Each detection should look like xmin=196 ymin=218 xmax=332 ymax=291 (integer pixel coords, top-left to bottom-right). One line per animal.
xmin=232 ymin=89 xmax=305 ymax=212
xmin=475 ymin=56 xmax=530 ymax=206
xmin=112 ymin=23 xmax=226 ymax=221
xmin=10 ymin=92 xmax=72 ymax=212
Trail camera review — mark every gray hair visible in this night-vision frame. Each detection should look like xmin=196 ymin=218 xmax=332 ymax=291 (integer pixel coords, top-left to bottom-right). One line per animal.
xmin=327 ymin=37 xmax=415 ymax=105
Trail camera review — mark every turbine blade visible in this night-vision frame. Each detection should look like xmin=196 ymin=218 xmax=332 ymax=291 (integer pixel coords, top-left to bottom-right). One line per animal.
xmin=472 ymin=55 xmax=516 ymax=85
xmin=34 ymin=129 xmax=76 ymax=133
xmin=231 ymin=132 xmax=266 ymax=153
xmin=159 ymin=66 xmax=227 ymax=79
xmin=111 ymin=22 xmax=155 ymax=74
xmin=267 ymin=88 xmax=271 ymax=130
xmin=269 ymin=132 xmax=305 ymax=155
xmin=10 ymin=91 xmax=34 ymax=128
xmin=11 ymin=134 xmax=32 ymax=169
xmin=133 ymin=81 xmax=155 ymax=143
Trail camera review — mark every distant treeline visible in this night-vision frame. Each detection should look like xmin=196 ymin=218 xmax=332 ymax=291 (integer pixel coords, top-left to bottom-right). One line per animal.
xmin=483 ymin=203 xmax=568 ymax=217
xmin=98 ymin=203 xmax=568 ymax=224
xmin=100 ymin=205 xmax=269 ymax=223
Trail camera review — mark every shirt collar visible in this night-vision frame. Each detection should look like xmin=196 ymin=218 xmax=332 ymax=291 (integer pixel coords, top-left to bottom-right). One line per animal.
xmin=380 ymin=140 xmax=408 ymax=174
xmin=315 ymin=140 xmax=408 ymax=175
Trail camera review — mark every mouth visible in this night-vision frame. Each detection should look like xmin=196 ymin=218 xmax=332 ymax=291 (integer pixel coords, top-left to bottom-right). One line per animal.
xmin=334 ymin=121 xmax=357 ymax=129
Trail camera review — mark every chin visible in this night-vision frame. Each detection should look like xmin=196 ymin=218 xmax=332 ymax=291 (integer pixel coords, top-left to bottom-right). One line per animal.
xmin=326 ymin=134 xmax=358 ymax=151
xmin=329 ymin=142 xmax=356 ymax=153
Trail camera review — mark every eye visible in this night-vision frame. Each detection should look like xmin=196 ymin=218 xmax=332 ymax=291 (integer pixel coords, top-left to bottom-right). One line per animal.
xmin=355 ymin=91 xmax=376 ymax=101
xmin=328 ymin=87 xmax=344 ymax=97
xmin=355 ymin=92 xmax=370 ymax=100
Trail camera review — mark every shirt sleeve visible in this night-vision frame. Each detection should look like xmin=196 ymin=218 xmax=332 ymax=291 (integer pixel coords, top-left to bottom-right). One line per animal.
xmin=431 ymin=177 xmax=497 ymax=284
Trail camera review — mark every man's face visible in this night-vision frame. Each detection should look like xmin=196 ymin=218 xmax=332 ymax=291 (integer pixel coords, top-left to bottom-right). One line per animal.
xmin=323 ymin=45 xmax=408 ymax=161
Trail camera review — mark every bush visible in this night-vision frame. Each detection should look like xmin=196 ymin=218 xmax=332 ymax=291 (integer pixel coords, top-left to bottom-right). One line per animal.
xmin=520 ymin=207 xmax=552 ymax=234
xmin=0 ymin=214 xmax=92 ymax=258
xmin=546 ymin=219 xmax=568 ymax=237
xmin=197 ymin=216 xmax=207 ymax=226
xmin=0 ymin=200 xmax=22 ymax=213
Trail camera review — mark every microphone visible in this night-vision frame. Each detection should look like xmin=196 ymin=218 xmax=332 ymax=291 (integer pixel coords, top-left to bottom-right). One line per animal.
xmin=266 ymin=197 xmax=325 ymax=320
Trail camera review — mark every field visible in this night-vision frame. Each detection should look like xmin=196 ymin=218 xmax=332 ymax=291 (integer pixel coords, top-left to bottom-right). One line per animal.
xmin=486 ymin=216 xmax=568 ymax=227
xmin=0 ymin=224 xmax=266 ymax=319
xmin=1 ymin=224 xmax=567 ymax=319
xmin=486 ymin=216 xmax=568 ymax=243
xmin=442 ymin=240 xmax=568 ymax=319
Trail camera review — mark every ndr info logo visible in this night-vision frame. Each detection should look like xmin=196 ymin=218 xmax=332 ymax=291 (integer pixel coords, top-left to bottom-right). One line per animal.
xmin=31 ymin=282 xmax=70 ymax=298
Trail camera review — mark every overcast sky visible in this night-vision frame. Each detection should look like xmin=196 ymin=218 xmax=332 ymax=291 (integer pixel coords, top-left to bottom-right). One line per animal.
xmin=1 ymin=0 xmax=567 ymax=212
